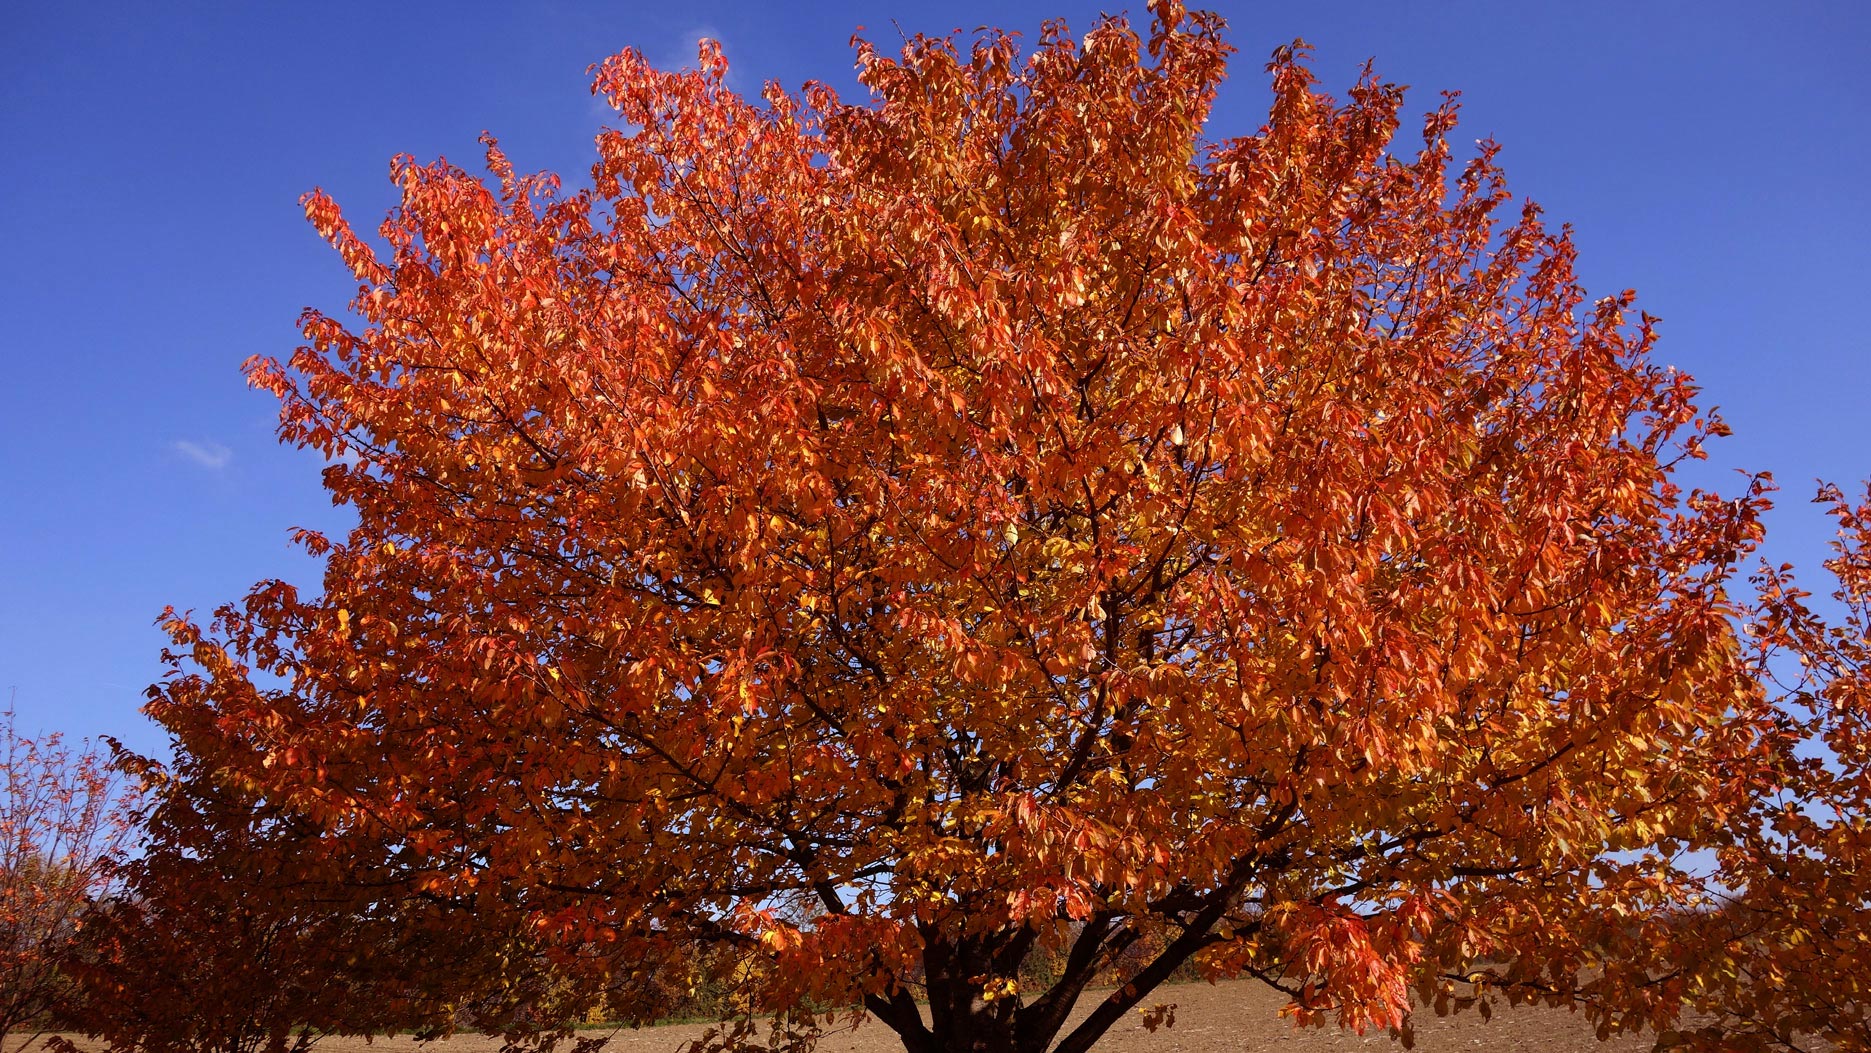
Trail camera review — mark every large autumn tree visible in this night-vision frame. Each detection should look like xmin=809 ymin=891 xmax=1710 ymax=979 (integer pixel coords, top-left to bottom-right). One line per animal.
xmin=144 ymin=5 xmax=1862 ymax=1052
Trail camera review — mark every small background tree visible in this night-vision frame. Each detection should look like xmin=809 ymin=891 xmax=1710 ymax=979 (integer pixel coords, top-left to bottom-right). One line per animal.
xmin=59 ymin=732 xmax=582 ymax=1053
xmin=0 ymin=702 xmax=137 ymax=1050
xmin=1687 ymin=485 xmax=1871 ymax=1051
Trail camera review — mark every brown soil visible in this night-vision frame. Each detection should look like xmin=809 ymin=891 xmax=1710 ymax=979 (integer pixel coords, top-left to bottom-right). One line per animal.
xmin=10 ymin=978 xmax=1655 ymax=1053
xmin=18 ymin=978 xmax=1639 ymax=1053
xmin=559 ymin=978 xmax=1651 ymax=1051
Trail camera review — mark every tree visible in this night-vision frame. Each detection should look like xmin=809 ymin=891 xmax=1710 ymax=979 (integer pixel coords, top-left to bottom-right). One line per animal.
xmin=148 ymin=4 xmax=1860 ymax=1051
xmin=62 ymin=728 xmax=580 ymax=1053
xmin=0 ymin=705 xmax=136 ymax=1050
xmin=1674 ymin=485 xmax=1871 ymax=1052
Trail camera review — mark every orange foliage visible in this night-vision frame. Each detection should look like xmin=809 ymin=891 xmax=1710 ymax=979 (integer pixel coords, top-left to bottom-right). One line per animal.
xmin=140 ymin=5 xmax=1862 ymax=1052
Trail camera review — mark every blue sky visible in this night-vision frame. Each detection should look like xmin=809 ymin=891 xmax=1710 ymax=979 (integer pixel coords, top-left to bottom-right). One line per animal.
xmin=2 ymin=2 xmax=1866 ymax=754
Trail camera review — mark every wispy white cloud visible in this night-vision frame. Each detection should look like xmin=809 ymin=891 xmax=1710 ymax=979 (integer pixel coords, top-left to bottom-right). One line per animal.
xmin=654 ymin=25 xmax=726 ymax=74
xmin=321 ymin=445 xmax=362 ymax=468
xmin=589 ymin=25 xmax=737 ymax=124
xmin=171 ymin=439 xmax=232 ymax=470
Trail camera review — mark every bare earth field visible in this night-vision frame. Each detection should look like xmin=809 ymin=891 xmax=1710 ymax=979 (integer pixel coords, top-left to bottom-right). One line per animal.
xmin=17 ymin=977 xmax=1653 ymax=1053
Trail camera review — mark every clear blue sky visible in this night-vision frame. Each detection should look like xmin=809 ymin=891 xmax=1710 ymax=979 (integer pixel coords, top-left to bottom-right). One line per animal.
xmin=2 ymin=2 xmax=1866 ymax=754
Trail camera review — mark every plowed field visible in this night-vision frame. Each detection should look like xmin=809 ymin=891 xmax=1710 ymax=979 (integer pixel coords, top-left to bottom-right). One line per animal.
xmin=13 ymin=977 xmax=1659 ymax=1053
xmin=289 ymin=978 xmax=1651 ymax=1053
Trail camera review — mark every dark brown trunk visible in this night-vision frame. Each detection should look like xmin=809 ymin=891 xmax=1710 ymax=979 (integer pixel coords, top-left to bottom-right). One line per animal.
xmin=921 ymin=938 xmax=1024 ymax=1052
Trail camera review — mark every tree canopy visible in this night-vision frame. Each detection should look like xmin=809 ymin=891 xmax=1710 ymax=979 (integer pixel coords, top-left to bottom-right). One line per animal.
xmin=133 ymin=4 xmax=1864 ymax=1052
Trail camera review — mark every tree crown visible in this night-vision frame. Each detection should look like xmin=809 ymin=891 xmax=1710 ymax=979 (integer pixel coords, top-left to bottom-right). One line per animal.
xmin=139 ymin=6 xmax=1862 ymax=1052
